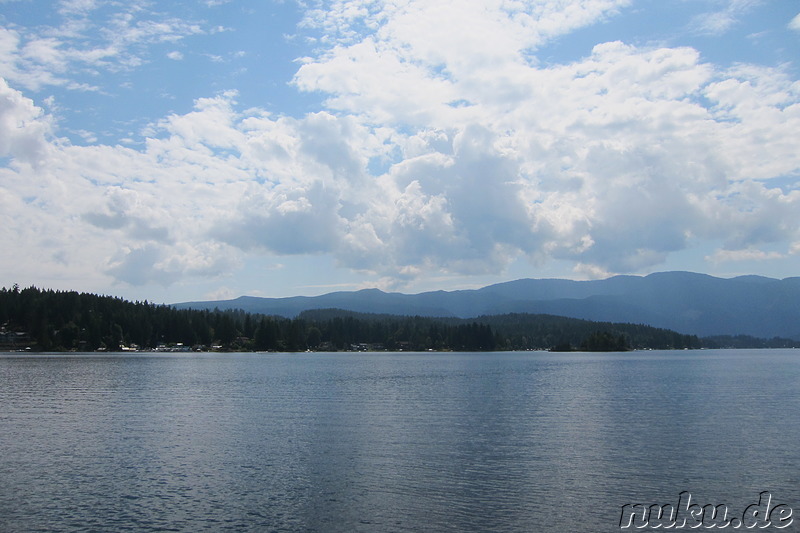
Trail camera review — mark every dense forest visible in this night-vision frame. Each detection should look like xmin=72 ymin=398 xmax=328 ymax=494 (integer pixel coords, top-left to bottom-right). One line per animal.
xmin=0 ymin=284 xmax=715 ymax=353
xmin=700 ymin=334 xmax=800 ymax=349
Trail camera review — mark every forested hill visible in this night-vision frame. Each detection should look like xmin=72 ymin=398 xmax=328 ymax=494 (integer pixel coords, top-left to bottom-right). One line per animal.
xmin=1 ymin=285 xmax=706 ymax=352
xmin=175 ymin=272 xmax=800 ymax=339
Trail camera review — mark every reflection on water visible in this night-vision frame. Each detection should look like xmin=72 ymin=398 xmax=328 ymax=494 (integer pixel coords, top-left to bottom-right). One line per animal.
xmin=1 ymin=350 xmax=798 ymax=532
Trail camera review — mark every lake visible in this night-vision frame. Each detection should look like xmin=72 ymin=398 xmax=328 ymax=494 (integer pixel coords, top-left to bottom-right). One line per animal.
xmin=1 ymin=349 xmax=798 ymax=532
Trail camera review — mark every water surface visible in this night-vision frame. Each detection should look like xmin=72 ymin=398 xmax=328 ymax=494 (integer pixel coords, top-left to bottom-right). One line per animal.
xmin=1 ymin=350 xmax=798 ymax=532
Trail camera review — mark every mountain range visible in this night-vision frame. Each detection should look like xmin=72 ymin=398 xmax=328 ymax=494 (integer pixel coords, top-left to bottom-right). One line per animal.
xmin=174 ymin=271 xmax=800 ymax=339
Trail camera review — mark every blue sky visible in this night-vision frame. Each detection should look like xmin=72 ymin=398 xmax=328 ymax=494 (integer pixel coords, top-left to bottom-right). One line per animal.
xmin=1 ymin=0 xmax=799 ymax=303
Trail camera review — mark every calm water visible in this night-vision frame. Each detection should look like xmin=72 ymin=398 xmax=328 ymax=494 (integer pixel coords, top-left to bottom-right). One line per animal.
xmin=1 ymin=350 xmax=799 ymax=532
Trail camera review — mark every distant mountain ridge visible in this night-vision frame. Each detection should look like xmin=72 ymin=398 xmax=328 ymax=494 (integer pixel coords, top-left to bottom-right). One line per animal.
xmin=174 ymin=272 xmax=800 ymax=339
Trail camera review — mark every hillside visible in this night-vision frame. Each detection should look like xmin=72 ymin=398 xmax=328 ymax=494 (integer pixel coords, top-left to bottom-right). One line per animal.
xmin=1 ymin=285 xmax=702 ymax=352
xmin=175 ymin=272 xmax=800 ymax=339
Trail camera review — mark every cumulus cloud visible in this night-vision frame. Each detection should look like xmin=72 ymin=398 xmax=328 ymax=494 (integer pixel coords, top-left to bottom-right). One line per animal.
xmin=1 ymin=0 xmax=799 ymax=293
xmin=106 ymin=242 xmax=237 ymax=287
xmin=0 ymin=78 xmax=52 ymax=164
xmin=251 ymin=1 xmax=800 ymax=281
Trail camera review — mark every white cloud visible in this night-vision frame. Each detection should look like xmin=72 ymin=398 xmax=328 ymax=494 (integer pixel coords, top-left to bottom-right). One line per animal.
xmin=0 ymin=29 xmax=69 ymax=90
xmin=106 ymin=14 xmax=204 ymax=46
xmin=295 ymin=0 xmax=634 ymax=126
xmin=690 ymin=0 xmax=763 ymax=36
xmin=106 ymin=242 xmax=238 ymax=287
xmin=1 ymin=0 xmax=799 ymax=294
xmin=573 ymin=262 xmax=613 ymax=280
xmin=167 ymin=51 xmax=184 ymax=60
xmin=0 ymin=78 xmax=52 ymax=164
xmin=0 ymin=3 xmax=207 ymax=91
xmin=789 ymin=13 xmax=800 ymax=32
xmin=280 ymin=1 xmax=800 ymax=280
xmin=706 ymin=248 xmax=784 ymax=264
xmin=58 ymin=0 xmax=98 ymax=15
xmin=203 ymin=286 xmax=237 ymax=301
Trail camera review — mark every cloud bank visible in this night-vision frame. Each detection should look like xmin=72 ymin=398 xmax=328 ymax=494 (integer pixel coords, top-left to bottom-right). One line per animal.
xmin=1 ymin=0 xmax=799 ymax=297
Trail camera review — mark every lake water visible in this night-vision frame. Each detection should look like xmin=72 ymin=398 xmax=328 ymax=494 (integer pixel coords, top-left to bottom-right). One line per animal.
xmin=1 ymin=350 xmax=799 ymax=532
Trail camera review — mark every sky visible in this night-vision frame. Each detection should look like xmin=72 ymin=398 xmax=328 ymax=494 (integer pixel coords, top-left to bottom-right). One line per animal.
xmin=1 ymin=0 xmax=799 ymax=303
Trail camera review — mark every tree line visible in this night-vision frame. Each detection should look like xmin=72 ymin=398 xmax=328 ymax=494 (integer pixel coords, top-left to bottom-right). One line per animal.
xmin=1 ymin=285 xmax=705 ymax=352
